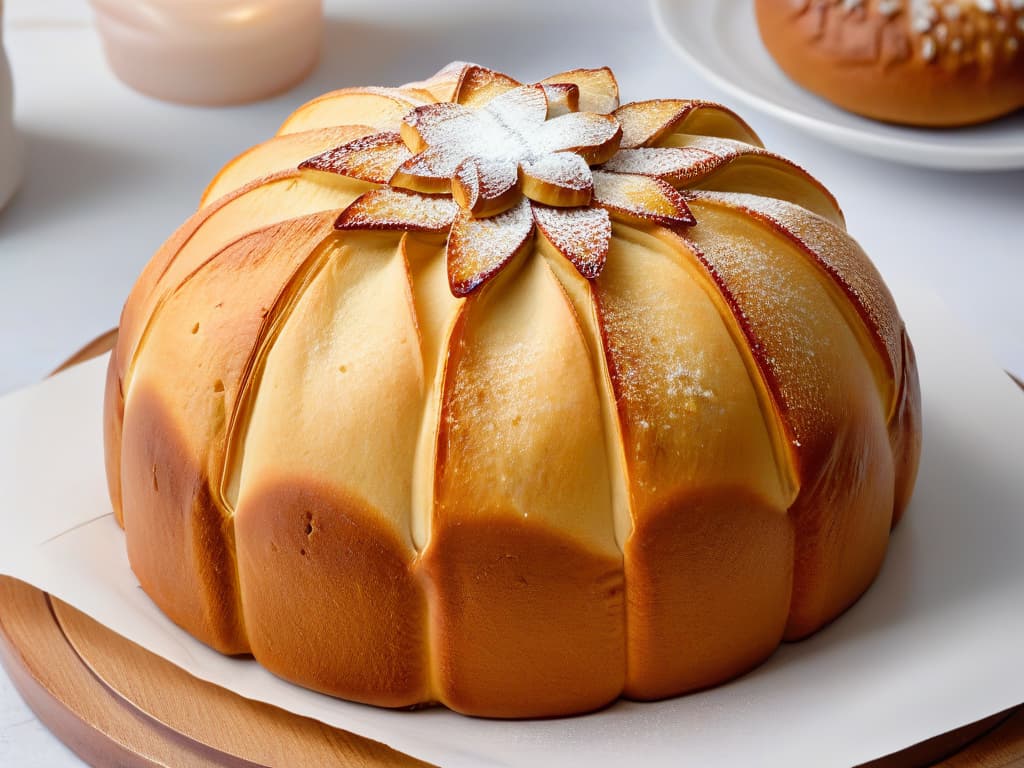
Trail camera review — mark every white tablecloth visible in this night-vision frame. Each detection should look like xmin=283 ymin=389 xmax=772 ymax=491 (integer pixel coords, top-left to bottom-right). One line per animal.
xmin=1 ymin=0 xmax=1021 ymax=764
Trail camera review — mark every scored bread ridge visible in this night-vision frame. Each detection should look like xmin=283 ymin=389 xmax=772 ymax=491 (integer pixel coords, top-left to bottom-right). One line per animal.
xmin=104 ymin=71 xmax=922 ymax=717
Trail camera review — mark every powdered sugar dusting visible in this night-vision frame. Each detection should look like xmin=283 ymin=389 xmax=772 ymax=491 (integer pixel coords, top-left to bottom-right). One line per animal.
xmin=521 ymin=152 xmax=594 ymax=192
xmin=683 ymin=194 xmax=902 ymax=454
xmin=600 ymin=146 xmax=719 ymax=183
xmin=397 ymin=144 xmax=464 ymax=182
xmin=533 ymin=205 xmax=611 ymax=279
xmin=533 ymin=111 xmax=621 ymax=155
xmin=396 ymin=85 xmax=619 ymax=211
xmin=674 ymin=135 xmax=763 ymax=161
xmin=593 ymin=256 xmax=734 ymax=492
xmin=447 ymin=198 xmax=535 ymax=295
xmin=484 ymin=84 xmax=548 ymax=136
xmin=335 ymin=188 xmax=457 ymax=232
xmin=475 ymin=156 xmax=520 ymax=200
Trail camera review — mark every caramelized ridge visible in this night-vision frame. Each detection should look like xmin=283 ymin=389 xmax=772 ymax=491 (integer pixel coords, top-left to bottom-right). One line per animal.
xmin=220 ymin=232 xmax=345 ymax=511
xmin=536 ymin=239 xmax=632 ymax=550
xmin=659 ymin=134 xmax=845 ymax=227
xmin=402 ymin=233 xmax=465 ymax=551
xmin=689 ymin=194 xmax=898 ymax=420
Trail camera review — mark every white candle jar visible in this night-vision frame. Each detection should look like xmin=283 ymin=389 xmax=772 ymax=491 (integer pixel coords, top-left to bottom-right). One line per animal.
xmin=89 ymin=0 xmax=323 ymax=106
xmin=0 ymin=0 xmax=21 ymax=210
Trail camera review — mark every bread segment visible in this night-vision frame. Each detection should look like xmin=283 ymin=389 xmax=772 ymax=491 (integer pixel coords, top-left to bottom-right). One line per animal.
xmin=119 ymin=171 xmax=371 ymax=393
xmin=685 ymin=199 xmax=896 ymax=639
xmin=121 ymin=213 xmax=337 ymax=654
xmin=230 ymin=231 xmax=429 ymax=705
xmin=421 ymin=249 xmax=624 ymax=717
xmin=594 ymin=224 xmax=794 ymax=697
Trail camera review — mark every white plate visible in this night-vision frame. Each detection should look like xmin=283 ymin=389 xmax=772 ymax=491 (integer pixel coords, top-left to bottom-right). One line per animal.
xmin=651 ymin=0 xmax=1024 ymax=172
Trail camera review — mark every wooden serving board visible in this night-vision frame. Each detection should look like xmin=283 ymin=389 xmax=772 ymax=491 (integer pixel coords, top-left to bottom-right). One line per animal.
xmin=0 ymin=329 xmax=1021 ymax=768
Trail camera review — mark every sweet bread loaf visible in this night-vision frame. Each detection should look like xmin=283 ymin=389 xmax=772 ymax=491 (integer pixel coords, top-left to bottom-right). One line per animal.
xmin=104 ymin=63 xmax=921 ymax=718
xmin=755 ymin=0 xmax=1024 ymax=126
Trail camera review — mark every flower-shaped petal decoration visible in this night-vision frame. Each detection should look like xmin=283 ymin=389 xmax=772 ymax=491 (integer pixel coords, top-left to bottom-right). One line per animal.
xmin=300 ymin=63 xmax=712 ymax=297
xmin=592 ymin=171 xmax=695 ymax=227
xmin=542 ymin=83 xmax=580 ymax=117
xmin=533 ymin=204 xmax=611 ymax=280
xmin=335 ymin=188 xmax=457 ymax=232
xmin=299 ymin=132 xmax=412 ymax=184
xmin=448 ymin=198 xmax=535 ymax=296
xmin=601 ymin=147 xmax=720 ymax=185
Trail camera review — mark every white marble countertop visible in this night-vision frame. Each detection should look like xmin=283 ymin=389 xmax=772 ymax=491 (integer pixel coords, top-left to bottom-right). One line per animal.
xmin=1 ymin=0 xmax=1022 ymax=764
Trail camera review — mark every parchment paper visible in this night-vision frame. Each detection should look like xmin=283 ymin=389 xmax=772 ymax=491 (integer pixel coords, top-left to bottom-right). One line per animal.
xmin=2 ymin=286 xmax=1023 ymax=767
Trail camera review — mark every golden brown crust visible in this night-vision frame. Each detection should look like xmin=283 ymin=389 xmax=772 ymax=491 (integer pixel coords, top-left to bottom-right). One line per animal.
xmin=623 ymin=485 xmax=793 ymax=699
xmin=121 ymin=383 xmax=248 ymax=654
xmin=235 ymin=475 xmax=429 ymax=707
xmin=420 ymin=517 xmax=625 ymax=717
xmin=755 ymin=0 xmax=1024 ymax=127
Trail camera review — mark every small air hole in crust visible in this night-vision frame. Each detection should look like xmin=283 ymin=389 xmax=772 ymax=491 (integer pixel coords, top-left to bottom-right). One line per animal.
xmin=191 ymin=322 xmax=200 ymax=335
xmin=303 ymin=511 xmax=314 ymax=538
xmin=213 ymin=379 xmax=225 ymax=393
xmin=152 ymin=465 xmax=158 ymax=492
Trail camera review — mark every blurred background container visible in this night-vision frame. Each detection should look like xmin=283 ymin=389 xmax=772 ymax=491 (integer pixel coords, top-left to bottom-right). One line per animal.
xmin=0 ymin=0 xmax=20 ymax=209
xmin=89 ymin=0 xmax=323 ymax=106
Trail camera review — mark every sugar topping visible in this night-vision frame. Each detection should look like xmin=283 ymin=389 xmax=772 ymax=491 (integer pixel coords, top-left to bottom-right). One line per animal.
xmin=533 ymin=204 xmax=611 ymax=279
xmin=311 ymin=68 xmax=703 ymax=295
xmin=447 ymin=198 xmax=534 ymax=296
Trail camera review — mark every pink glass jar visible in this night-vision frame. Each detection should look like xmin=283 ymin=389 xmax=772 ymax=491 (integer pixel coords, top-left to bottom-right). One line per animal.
xmin=90 ymin=0 xmax=323 ymax=106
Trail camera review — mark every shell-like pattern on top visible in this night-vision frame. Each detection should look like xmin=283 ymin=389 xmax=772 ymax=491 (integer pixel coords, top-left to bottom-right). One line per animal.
xmin=104 ymin=63 xmax=922 ymax=719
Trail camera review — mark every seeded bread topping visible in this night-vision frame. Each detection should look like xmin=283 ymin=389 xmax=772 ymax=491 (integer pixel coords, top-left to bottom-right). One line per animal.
xmin=759 ymin=0 xmax=1024 ymax=125
xmin=790 ymin=0 xmax=1022 ymax=70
